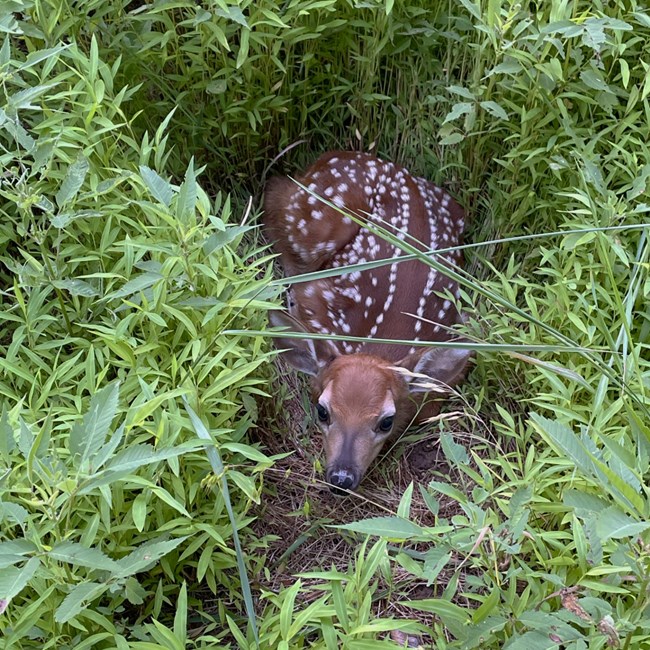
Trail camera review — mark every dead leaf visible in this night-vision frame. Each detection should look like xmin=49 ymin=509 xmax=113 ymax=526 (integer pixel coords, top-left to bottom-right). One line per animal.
xmin=561 ymin=588 xmax=592 ymax=622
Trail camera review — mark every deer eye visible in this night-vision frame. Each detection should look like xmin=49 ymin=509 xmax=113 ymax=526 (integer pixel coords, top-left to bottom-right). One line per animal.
xmin=316 ymin=403 xmax=330 ymax=424
xmin=378 ymin=415 xmax=394 ymax=433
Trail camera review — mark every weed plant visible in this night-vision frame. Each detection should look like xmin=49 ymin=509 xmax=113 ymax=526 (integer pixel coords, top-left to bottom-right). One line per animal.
xmin=1 ymin=0 xmax=650 ymax=648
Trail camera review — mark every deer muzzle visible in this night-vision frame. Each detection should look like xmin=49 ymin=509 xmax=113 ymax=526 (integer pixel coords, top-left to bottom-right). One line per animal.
xmin=325 ymin=466 xmax=361 ymax=496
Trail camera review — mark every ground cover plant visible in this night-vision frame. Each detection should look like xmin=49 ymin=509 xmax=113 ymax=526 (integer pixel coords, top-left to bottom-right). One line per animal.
xmin=1 ymin=0 xmax=650 ymax=648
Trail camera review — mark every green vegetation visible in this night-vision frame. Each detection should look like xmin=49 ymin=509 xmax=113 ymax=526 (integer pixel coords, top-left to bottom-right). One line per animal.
xmin=1 ymin=0 xmax=649 ymax=648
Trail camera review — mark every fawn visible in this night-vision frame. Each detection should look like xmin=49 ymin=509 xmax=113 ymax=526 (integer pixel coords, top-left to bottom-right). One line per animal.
xmin=264 ymin=151 xmax=470 ymax=494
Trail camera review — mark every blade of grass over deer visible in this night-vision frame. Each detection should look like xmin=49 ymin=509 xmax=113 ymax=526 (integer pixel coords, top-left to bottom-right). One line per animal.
xmin=227 ymin=328 xmax=596 ymax=354
xmin=267 ymin=222 xmax=650 ymax=287
xmin=255 ymin=214 xmax=643 ymax=409
xmin=264 ymin=220 xmax=628 ymax=355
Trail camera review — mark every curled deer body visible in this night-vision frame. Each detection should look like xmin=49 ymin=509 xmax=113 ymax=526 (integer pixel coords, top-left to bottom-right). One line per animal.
xmin=264 ymin=151 xmax=471 ymax=494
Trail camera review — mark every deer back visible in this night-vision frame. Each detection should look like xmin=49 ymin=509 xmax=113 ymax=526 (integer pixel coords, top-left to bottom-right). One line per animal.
xmin=263 ymin=151 xmax=465 ymax=362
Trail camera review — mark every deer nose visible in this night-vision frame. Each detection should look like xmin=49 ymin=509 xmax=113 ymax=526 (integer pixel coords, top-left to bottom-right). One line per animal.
xmin=326 ymin=468 xmax=359 ymax=495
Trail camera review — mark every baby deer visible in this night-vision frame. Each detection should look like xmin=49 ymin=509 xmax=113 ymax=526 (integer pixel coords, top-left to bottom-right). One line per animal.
xmin=264 ymin=151 xmax=470 ymax=494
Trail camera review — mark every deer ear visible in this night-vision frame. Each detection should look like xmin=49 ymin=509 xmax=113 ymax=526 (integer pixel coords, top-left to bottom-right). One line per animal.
xmin=268 ymin=310 xmax=339 ymax=376
xmin=398 ymin=346 xmax=472 ymax=394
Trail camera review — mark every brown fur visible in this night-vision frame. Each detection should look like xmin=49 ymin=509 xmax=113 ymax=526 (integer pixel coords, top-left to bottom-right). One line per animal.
xmin=311 ymin=355 xmax=415 ymax=478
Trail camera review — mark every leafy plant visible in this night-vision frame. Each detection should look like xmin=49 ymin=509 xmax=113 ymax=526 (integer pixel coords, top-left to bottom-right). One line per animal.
xmin=0 ymin=18 xmax=278 ymax=646
xmin=3 ymin=0 xmax=650 ymax=648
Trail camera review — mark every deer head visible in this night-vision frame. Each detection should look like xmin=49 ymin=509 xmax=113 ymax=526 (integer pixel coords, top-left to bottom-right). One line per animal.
xmin=269 ymin=311 xmax=470 ymax=494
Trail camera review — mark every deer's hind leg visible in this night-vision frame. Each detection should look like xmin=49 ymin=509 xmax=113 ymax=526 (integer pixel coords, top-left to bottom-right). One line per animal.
xmin=263 ymin=175 xmax=360 ymax=275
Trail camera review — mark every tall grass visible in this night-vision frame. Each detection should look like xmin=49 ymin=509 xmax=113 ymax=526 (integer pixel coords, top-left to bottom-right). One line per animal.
xmin=1 ymin=0 xmax=650 ymax=648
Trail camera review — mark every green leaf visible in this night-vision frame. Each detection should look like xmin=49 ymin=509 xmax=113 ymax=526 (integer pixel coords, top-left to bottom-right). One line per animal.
xmin=54 ymin=582 xmax=107 ymax=623
xmin=581 ymin=19 xmax=607 ymax=50
xmin=584 ymin=514 xmax=604 ymax=566
xmin=422 ymin=547 xmax=451 ymax=585
xmin=0 ymin=405 xmax=15 ymax=458
xmin=0 ymin=540 xmax=36 ymax=555
xmin=8 ymin=83 xmax=56 ymax=110
xmin=175 ymin=158 xmax=197 ymax=220
xmin=17 ymin=419 xmax=33 ymax=458
xmin=473 ymin=588 xmax=500 ymax=624
xmin=349 ymin=619 xmax=419 ymax=635
xmin=336 ymin=516 xmax=423 ymax=540
xmin=480 ymin=100 xmax=509 ymax=120
xmin=397 ymin=483 xmax=414 ymax=519
xmin=215 ymin=6 xmax=249 ymax=28
xmin=280 ymin=579 xmax=301 ymax=640
xmin=447 ymin=85 xmax=475 ymax=100
xmin=504 ymin=630 xmax=566 ymax=650
xmin=220 ymin=442 xmax=271 ymax=463
xmin=48 ymin=541 xmax=121 ymax=572
xmin=51 ymin=279 xmax=99 ymax=297
xmin=439 ymin=132 xmax=464 ymax=145
xmin=0 ymin=36 xmax=10 ymax=65
xmin=443 ymin=101 xmax=474 ymax=124
xmin=132 ymin=492 xmax=148 ymax=532
xmin=184 ymin=399 xmax=259 ymax=645
xmin=0 ymin=501 xmax=29 ymax=527
xmin=563 ymin=489 xmax=609 ymax=513
xmin=463 ymin=616 xmax=508 ymax=647
xmin=440 ymin=431 xmax=469 ymax=466
xmin=140 ymin=166 xmax=174 ymax=207
xmin=203 ymin=225 xmax=254 ymax=255
xmin=151 ymin=486 xmax=191 ymax=517
xmin=419 ymin=484 xmax=439 ymax=515
xmin=78 ymin=441 xmax=204 ymax=493
xmin=580 ymin=69 xmax=610 ymax=92
xmin=114 ymin=536 xmax=188 ymax=578
xmin=530 ymin=415 xmax=596 ymax=477
xmin=173 ymin=582 xmax=188 ymax=644
xmin=228 ymin=470 xmax=259 ymax=503
xmin=457 ymin=0 xmax=481 ymax=20
xmin=347 ymin=641 xmax=407 ymax=649
xmin=128 ymin=388 xmax=189 ymax=428
xmin=235 ymin=27 xmax=250 ymax=69
xmin=400 ymin=599 xmax=470 ymax=638
xmin=0 ymin=557 xmax=40 ymax=602
xmin=69 ymin=382 xmax=120 ymax=468
xmin=104 ymin=272 xmax=163 ymax=301
xmin=517 ymin=611 xmax=584 ymax=641
xmin=428 ymin=479 xmax=468 ymax=504
xmin=596 ymin=506 xmax=650 ymax=540
xmin=55 ymin=155 xmax=89 ymax=207
xmin=509 ymin=353 xmax=590 ymax=388
xmin=206 ymin=79 xmax=227 ymax=95
xmin=532 ymin=415 xmax=645 ymax=512
xmin=91 ymin=423 xmax=125 ymax=471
